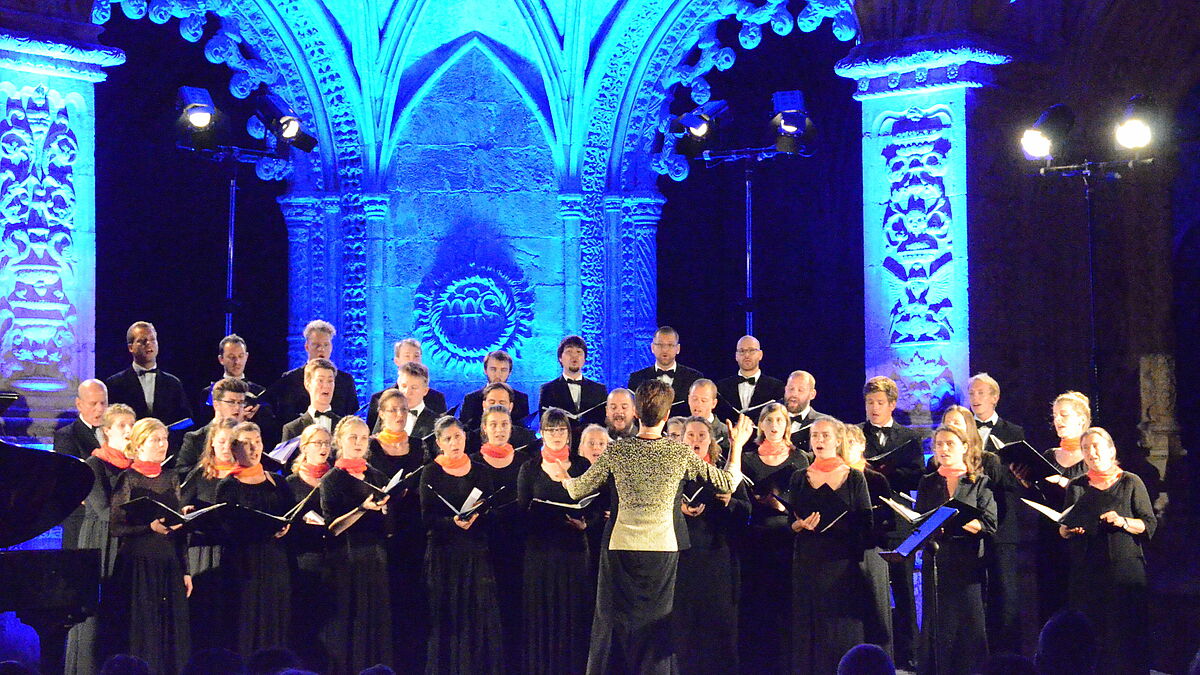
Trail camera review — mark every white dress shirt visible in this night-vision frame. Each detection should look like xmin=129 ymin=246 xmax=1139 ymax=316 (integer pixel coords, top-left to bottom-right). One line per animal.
xmin=134 ymin=363 xmax=157 ymax=410
xmin=737 ymin=369 xmax=761 ymax=410
xmin=404 ymin=402 xmax=425 ymax=436
xmin=306 ymin=405 xmax=334 ymax=432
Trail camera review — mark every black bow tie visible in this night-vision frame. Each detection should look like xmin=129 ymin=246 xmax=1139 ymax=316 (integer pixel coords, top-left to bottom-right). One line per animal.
xmin=564 ymin=378 xmax=582 ymax=385
xmin=791 ymin=415 xmax=805 ymax=424
xmin=976 ymin=419 xmax=995 ymax=429
xmin=314 ymin=410 xmax=335 ymax=419
xmin=136 ymin=368 xmax=157 ymax=376
xmin=655 ymin=368 xmax=675 ymax=378
xmin=869 ymin=424 xmax=889 ymax=437
xmin=739 ymin=376 xmax=757 ymax=386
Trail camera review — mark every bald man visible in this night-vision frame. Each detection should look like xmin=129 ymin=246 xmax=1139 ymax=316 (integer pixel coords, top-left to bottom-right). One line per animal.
xmin=715 ymin=335 xmax=785 ymax=421
xmin=54 ymin=379 xmax=108 ymax=548
xmin=783 ymin=370 xmax=822 ymax=456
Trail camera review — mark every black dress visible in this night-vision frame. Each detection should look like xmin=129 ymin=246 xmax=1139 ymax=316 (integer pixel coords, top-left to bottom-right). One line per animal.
xmin=673 ymin=478 xmax=751 ymax=675
xmin=860 ymin=467 xmax=894 ymax=656
xmin=65 ymin=454 xmax=124 ymax=675
xmin=468 ymin=450 xmax=529 ymax=670
xmin=103 ymin=469 xmax=190 ymax=675
xmin=915 ymin=472 xmax=997 ymax=675
xmin=1064 ymin=472 xmax=1157 ymax=675
xmin=738 ymin=449 xmax=807 ymax=674
xmin=1034 ymin=449 xmax=1087 ymax=623
xmin=788 ymin=468 xmax=874 ymax=675
xmin=420 ymin=461 xmax=505 ymax=674
xmin=320 ymin=465 xmax=395 ymax=673
xmin=517 ymin=457 xmax=593 ymax=675
xmin=371 ymin=441 xmax=429 ymax=669
xmin=285 ymin=472 xmax=334 ymax=672
xmin=216 ymin=473 xmax=295 ymax=655
xmin=181 ymin=466 xmax=232 ymax=651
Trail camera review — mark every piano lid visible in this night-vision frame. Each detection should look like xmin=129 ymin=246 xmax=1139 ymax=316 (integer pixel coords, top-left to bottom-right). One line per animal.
xmin=0 ymin=439 xmax=94 ymax=548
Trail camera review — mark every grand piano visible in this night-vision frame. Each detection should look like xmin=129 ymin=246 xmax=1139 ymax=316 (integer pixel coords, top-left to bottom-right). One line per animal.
xmin=0 ymin=440 xmax=98 ymax=674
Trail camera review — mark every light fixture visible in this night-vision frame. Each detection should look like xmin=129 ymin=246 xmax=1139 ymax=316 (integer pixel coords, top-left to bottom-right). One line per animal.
xmin=177 ymin=86 xmax=215 ymax=130
xmin=771 ymin=90 xmax=814 ymax=154
xmin=678 ymin=100 xmax=730 ymax=139
xmin=1021 ymin=103 xmax=1075 ymax=160
xmin=255 ymin=94 xmax=318 ymax=153
xmin=1115 ymin=94 xmax=1155 ymax=150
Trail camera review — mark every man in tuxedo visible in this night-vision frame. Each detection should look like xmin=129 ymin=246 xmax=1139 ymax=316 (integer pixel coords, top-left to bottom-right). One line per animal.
xmin=715 ymin=335 xmax=785 ymax=421
xmin=605 ymin=388 xmax=638 ymax=439
xmin=687 ymin=378 xmax=729 ymax=456
xmin=367 ymin=338 xmax=450 ymax=429
xmin=458 ymin=350 xmax=531 ymax=431
xmin=626 ymin=326 xmax=702 ymax=417
xmin=281 ymin=358 xmax=342 ymax=442
xmin=967 ymin=372 xmax=1026 ymax=653
xmin=196 ymin=334 xmax=279 ymax=443
xmin=177 ymin=377 xmax=250 ymax=478
xmin=857 ymin=375 xmax=922 ymax=670
xmin=538 ymin=335 xmax=607 ymax=427
xmin=394 ymin=361 xmax=440 ymax=462
xmin=265 ymin=320 xmax=360 ymax=423
xmin=465 ymin=382 xmax=539 ymax=454
xmin=53 ymin=378 xmax=108 ymax=549
xmin=783 ymin=370 xmax=822 ymax=457
xmin=105 ymin=321 xmax=192 ymax=424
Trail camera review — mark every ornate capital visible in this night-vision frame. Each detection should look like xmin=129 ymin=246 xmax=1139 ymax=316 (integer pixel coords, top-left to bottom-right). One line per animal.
xmin=834 ymin=34 xmax=1011 ymax=100
xmin=0 ymin=27 xmax=125 ymax=82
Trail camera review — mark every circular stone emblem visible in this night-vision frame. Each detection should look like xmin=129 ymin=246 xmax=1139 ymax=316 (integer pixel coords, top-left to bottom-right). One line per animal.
xmin=413 ymin=263 xmax=534 ymax=372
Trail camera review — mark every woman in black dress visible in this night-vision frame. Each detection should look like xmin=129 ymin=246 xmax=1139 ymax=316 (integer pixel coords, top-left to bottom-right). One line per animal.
xmin=66 ymin=404 xmax=136 ymax=675
xmin=1060 ymin=427 xmax=1156 ymax=675
xmin=468 ymin=405 xmax=530 ymax=668
xmin=843 ymin=424 xmax=893 ymax=657
xmin=789 ymin=416 xmax=874 ymax=675
xmin=321 ymin=415 xmax=394 ymax=672
xmin=215 ymin=421 xmax=294 ymax=656
xmin=370 ymin=389 xmax=428 ymax=667
xmin=516 ymin=407 xmax=592 ymax=674
xmin=739 ymin=401 xmax=809 ymax=674
xmin=916 ymin=425 xmax=996 ymax=675
xmin=421 ymin=415 xmax=505 ymax=674
xmin=104 ymin=417 xmax=191 ymax=674
xmin=285 ymin=424 xmax=333 ymax=670
xmin=674 ymin=415 xmax=752 ymax=674
xmin=181 ymin=417 xmax=240 ymax=652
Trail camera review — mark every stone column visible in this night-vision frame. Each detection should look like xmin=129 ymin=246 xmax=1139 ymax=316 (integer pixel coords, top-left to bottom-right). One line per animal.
xmin=277 ymin=192 xmax=333 ymax=369
xmin=0 ymin=4 xmax=123 ymax=440
xmin=361 ymin=191 xmax=390 ymax=395
xmin=599 ymin=192 xmax=662 ymax=385
xmin=836 ymin=38 xmax=1009 ymax=425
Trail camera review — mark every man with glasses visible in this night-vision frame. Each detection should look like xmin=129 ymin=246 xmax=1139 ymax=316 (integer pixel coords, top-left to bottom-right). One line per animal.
xmin=626 ymin=326 xmax=702 ymax=417
xmin=176 ymin=377 xmax=250 ymax=478
xmin=715 ymin=335 xmax=785 ymax=421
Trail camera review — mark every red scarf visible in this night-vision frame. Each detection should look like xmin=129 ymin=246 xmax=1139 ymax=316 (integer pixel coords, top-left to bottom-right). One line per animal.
xmin=1087 ymin=466 xmax=1123 ymax=490
xmin=541 ymin=444 xmax=570 ymax=464
xmin=92 ymin=445 xmax=131 ymax=469
xmin=481 ymin=443 xmax=514 ymax=460
xmin=213 ymin=460 xmax=239 ymax=474
xmin=435 ymin=453 xmax=470 ymax=471
xmin=335 ymin=457 xmax=368 ymax=475
xmin=811 ymin=456 xmax=847 ymax=473
xmin=229 ymin=463 xmax=265 ymax=480
xmin=1059 ymin=437 xmax=1081 ymax=453
xmin=131 ymin=460 xmax=162 ymax=478
xmin=299 ymin=461 xmax=329 ymax=480
xmin=757 ymin=439 xmax=789 ymax=463
xmin=937 ymin=464 xmax=967 ymax=496
xmin=376 ymin=427 xmax=408 ymax=445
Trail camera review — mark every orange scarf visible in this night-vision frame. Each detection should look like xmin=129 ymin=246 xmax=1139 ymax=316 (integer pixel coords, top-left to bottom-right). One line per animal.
xmin=1060 ymin=437 xmax=1081 ymax=453
xmin=541 ymin=445 xmax=570 ymax=464
xmin=434 ymin=453 xmax=470 ymax=471
xmin=481 ymin=443 xmax=514 ymax=460
xmin=335 ymin=457 xmax=368 ymax=475
xmin=213 ymin=460 xmax=240 ymax=475
xmin=131 ymin=460 xmax=161 ymax=478
xmin=757 ymin=439 xmax=789 ymax=463
xmin=937 ymin=464 xmax=967 ymax=496
xmin=1087 ymin=466 xmax=1123 ymax=490
xmin=808 ymin=456 xmax=848 ymax=488
xmin=376 ymin=427 xmax=408 ymax=445
xmin=92 ymin=445 xmax=131 ymax=470
xmin=229 ymin=463 xmax=265 ymax=480
xmin=811 ymin=456 xmax=847 ymax=473
xmin=299 ymin=462 xmax=329 ymax=480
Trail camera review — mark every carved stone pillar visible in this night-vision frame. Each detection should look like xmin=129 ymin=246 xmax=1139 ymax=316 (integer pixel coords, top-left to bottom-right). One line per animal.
xmin=835 ymin=37 xmax=1009 ymax=425
xmin=1139 ymin=354 xmax=1180 ymax=479
xmin=361 ymin=191 xmax=390 ymax=395
xmin=558 ymin=193 xmax=585 ymax=335
xmin=0 ymin=3 xmax=123 ymax=440
xmin=277 ymin=193 xmax=333 ymax=369
xmin=601 ymin=192 xmax=662 ymax=384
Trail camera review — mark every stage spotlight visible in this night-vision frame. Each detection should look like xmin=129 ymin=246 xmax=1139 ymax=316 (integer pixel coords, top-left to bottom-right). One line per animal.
xmin=679 ymin=100 xmax=730 ymax=139
xmin=255 ymin=94 xmax=318 ymax=153
xmin=1115 ymin=94 xmax=1155 ymax=150
xmin=1021 ymin=103 xmax=1075 ymax=160
xmin=177 ymin=86 xmax=215 ymax=129
xmin=771 ymin=90 xmax=813 ymax=154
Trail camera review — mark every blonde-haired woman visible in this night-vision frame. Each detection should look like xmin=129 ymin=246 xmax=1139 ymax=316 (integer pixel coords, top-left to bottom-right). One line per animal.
xmin=104 ymin=417 xmax=190 ymax=674
xmin=1061 ymin=427 xmax=1156 ymax=675
xmin=1035 ymin=391 xmax=1091 ymax=622
xmin=915 ymin=425 xmax=996 ymax=675
xmin=286 ymin=424 xmax=334 ymax=668
xmin=788 ymin=416 xmax=874 ymax=674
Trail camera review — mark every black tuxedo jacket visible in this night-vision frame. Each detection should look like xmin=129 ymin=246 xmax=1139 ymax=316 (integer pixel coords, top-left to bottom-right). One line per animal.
xmin=787 ymin=407 xmax=824 ymax=458
xmin=981 ymin=417 xmax=1026 ymax=451
xmin=105 ymin=367 xmax=192 ymax=423
xmin=176 ymin=422 xmax=212 ymax=478
xmin=715 ymin=373 xmax=785 ymax=421
xmin=459 ymin=387 xmax=531 ymax=430
xmin=366 ymin=386 xmax=447 ymax=431
xmin=52 ymin=417 xmax=101 ymax=459
xmin=538 ymin=376 xmax=607 ymax=426
xmin=858 ymin=421 xmax=923 ymax=494
xmin=627 ymin=363 xmax=703 ymax=415
xmin=281 ymin=411 xmax=342 ymax=443
xmin=265 ymin=367 xmax=360 ymax=424
xmin=408 ymin=408 xmax=441 ymax=463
